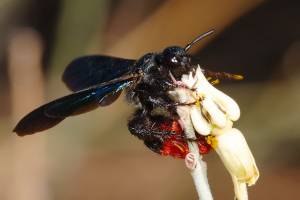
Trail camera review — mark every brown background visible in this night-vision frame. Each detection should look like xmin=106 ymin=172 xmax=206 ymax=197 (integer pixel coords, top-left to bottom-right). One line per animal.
xmin=0 ymin=0 xmax=299 ymax=199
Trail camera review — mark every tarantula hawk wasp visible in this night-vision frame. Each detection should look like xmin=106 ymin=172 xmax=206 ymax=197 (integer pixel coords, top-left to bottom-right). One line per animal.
xmin=14 ymin=30 xmax=242 ymax=158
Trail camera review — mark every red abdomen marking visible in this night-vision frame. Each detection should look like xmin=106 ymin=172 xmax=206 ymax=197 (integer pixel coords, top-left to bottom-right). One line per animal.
xmin=159 ymin=120 xmax=211 ymax=159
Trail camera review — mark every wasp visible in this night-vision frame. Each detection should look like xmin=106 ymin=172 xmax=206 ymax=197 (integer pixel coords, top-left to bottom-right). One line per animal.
xmin=14 ymin=30 xmax=241 ymax=158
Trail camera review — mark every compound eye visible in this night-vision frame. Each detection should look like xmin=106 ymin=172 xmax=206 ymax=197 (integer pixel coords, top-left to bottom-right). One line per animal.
xmin=171 ymin=57 xmax=178 ymax=63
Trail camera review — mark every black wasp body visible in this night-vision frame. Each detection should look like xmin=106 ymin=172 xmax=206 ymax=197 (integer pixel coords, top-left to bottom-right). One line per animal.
xmin=14 ymin=30 xmax=241 ymax=157
xmin=126 ymin=47 xmax=190 ymax=116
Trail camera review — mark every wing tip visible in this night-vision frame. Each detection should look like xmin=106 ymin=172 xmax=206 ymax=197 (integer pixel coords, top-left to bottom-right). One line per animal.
xmin=13 ymin=113 xmax=65 ymax=137
xmin=13 ymin=123 xmax=34 ymax=136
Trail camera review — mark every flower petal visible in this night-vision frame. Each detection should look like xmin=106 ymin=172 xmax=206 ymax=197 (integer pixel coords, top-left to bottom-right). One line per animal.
xmin=190 ymin=105 xmax=211 ymax=136
xmin=169 ymin=88 xmax=195 ymax=104
xmin=215 ymin=128 xmax=259 ymax=185
xmin=194 ymin=66 xmax=240 ymax=121
xmin=181 ymin=72 xmax=197 ymax=89
xmin=202 ymin=96 xmax=227 ymax=128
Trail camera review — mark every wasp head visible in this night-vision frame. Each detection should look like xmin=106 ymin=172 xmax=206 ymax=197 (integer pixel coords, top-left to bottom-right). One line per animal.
xmin=157 ymin=46 xmax=191 ymax=78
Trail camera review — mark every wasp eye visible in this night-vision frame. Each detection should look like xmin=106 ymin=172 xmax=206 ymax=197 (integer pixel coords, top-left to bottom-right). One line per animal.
xmin=171 ymin=57 xmax=178 ymax=63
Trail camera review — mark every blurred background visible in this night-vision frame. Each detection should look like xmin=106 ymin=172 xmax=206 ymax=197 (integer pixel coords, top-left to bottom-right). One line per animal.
xmin=0 ymin=0 xmax=299 ymax=199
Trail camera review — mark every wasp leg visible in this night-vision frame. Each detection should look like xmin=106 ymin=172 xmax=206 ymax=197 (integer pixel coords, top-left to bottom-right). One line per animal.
xmin=168 ymin=71 xmax=185 ymax=87
xmin=128 ymin=109 xmax=194 ymax=158
xmin=133 ymin=87 xmax=178 ymax=118
xmin=202 ymin=69 xmax=243 ymax=81
xmin=164 ymin=101 xmax=197 ymax=108
xmin=210 ymin=79 xmax=220 ymax=85
xmin=128 ymin=109 xmax=168 ymax=154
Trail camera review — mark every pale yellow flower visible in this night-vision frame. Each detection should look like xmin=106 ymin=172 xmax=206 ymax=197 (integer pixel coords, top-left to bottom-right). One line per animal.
xmin=214 ymin=128 xmax=259 ymax=186
xmin=179 ymin=66 xmax=259 ymax=200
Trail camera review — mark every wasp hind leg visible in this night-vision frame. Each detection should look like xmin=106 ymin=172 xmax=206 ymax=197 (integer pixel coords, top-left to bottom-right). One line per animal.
xmin=128 ymin=109 xmax=166 ymax=154
xmin=128 ymin=109 xmax=191 ymax=158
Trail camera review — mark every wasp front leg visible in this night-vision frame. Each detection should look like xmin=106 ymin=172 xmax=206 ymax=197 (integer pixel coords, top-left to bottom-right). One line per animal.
xmin=132 ymin=85 xmax=177 ymax=118
xmin=168 ymin=71 xmax=192 ymax=89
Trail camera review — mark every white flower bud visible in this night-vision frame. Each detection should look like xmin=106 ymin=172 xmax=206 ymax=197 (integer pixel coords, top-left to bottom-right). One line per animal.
xmin=211 ymin=120 xmax=233 ymax=136
xmin=168 ymin=88 xmax=195 ymax=104
xmin=194 ymin=66 xmax=240 ymax=121
xmin=206 ymin=87 xmax=240 ymax=121
xmin=181 ymin=72 xmax=197 ymax=89
xmin=190 ymin=105 xmax=211 ymax=136
xmin=202 ymin=96 xmax=227 ymax=128
xmin=214 ymin=128 xmax=259 ymax=186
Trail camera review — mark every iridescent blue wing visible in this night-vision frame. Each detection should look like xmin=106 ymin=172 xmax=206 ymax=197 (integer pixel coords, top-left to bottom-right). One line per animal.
xmin=62 ymin=55 xmax=136 ymax=91
xmin=14 ymin=80 xmax=133 ymax=136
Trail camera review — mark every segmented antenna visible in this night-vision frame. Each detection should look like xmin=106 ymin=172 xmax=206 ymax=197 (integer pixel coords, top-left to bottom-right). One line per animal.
xmin=184 ymin=29 xmax=215 ymax=52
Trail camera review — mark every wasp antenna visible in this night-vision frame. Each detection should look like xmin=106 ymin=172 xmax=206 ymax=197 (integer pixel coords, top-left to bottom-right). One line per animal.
xmin=184 ymin=29 xmax=215 ymax=52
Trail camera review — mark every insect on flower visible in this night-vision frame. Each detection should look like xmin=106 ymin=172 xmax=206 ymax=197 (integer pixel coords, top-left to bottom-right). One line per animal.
xmin=13 ymin=30 xmax=242 ymax=159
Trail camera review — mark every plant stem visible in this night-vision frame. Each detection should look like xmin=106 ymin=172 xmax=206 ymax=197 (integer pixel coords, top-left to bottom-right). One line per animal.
xmin=232 ymin=175 xmax=248 ymax=200
xmin=177 ymin=106 xmax=213 ymax=200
